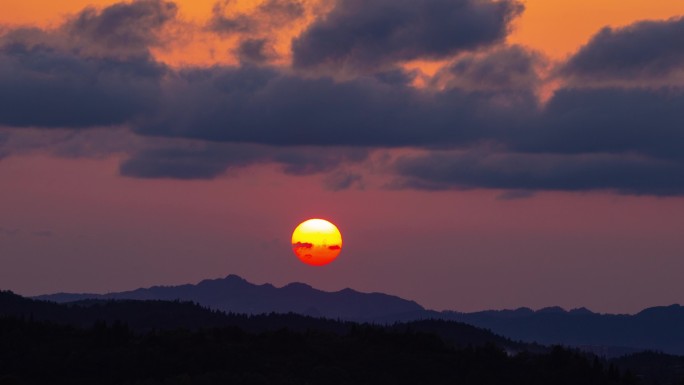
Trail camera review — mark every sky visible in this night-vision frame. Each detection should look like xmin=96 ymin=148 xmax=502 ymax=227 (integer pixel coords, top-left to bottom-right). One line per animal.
xmin=1 ymin=0 xmax=684 ymax=314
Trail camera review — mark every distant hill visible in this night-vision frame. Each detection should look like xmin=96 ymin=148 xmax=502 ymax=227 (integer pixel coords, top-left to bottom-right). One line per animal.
xmin=1 ymin=290 xmax=680 ymax=385
xmin=0 ymin=298 xmax=640 ymax=385
xmin=440 ymin=305 xmax=684 ymax=356
xmin=1 ymin=290 xmax=524 ymax=351
xmin=35 ymin=274 xmax=425 ymax=321
xmin=33 ymin=275 xmax=684 ymax=356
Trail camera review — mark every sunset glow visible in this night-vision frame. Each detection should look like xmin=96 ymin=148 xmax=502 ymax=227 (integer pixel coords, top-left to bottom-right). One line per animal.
xmin=2 ymin=0 xmax=684 ymax=314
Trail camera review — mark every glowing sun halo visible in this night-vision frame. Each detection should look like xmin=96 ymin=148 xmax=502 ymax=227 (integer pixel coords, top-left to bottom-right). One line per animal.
xmin=292 ymin=219 xmax=342 ymax=266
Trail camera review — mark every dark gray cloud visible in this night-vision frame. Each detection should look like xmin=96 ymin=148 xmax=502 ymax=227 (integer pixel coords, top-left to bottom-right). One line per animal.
xmin=208 ymin=7 xmax=253 ymax=34
xmin=0 ymin=131 xmax=8 ymax=159
xmin=394 ymin=150 xmax=684 ymax=196
xmin=65 ymin=0 xmax=178 ymax=56
xmin=434 ymin=45 xmax=544 ymax=91
xmin=120 ymin=145 xmax=242 ymax=179
xmin=235 ymin=38 xmax=273 ymax=64
xmin=0 ymin=128 xmax=143 ymax=160
xmin=134 ymin=65 xmax=536 ymax=147
xmin=0 ymin=42 xmax=165 ymax=128
xmin=258 ymin=0 xmax=305 ymax=25
xmin=323 ymin=171 xmax=364 ymax=191
xmin=0 ymin=1 xmax=534 ymax=144
xmin=209 ymin=0 xmax=304 ymax=35
xmin=1 ymin=1 xmax=683 ymax=197
xmin=390 ymin=83 xmax=684 ymax=196
xmin=518 ymin=87 xmax=684 ymax=160
xmin=560 ymin=17 xmax=684 ymax=81
xmin=373 ymin=68 xmax=418 ymax=86
xmin=0 ymin=0 xmax=173 ymax=128
xmin=292 ymin=0 xmax=523 ymax=72
xmin=4 ymin=55 xmax=673 ymax=196
xmin=120 ymin=142 xmax=369 ymax=179
xmin=0 ymin=0 xmax=534 ymax=141
xmin=274 ymin=147 xmax=367 ymax=175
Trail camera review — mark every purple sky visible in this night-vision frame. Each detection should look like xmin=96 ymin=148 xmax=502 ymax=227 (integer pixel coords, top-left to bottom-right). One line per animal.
xmin=1 ymin=154 xmax=683 ymax=313
xmin=1 ymin=0 xmax=684 ymax=313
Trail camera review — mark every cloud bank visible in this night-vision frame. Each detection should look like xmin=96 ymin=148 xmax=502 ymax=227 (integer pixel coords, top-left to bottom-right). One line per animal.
xmin=292 ymin=0 xmax=523 ymax=73
xmin=1 ymin=0 xmax=683 ymax=195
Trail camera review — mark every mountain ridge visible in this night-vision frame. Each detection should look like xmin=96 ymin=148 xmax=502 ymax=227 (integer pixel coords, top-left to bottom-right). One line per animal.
xmin=1 ymin=289 xmax=529 ymax=354
xmin=35 ymin=274 xmax=425 ymax=321
xmin=5 ymin=290 xmax=660 ymax=385
xmin=31 ymin=274 xmax=684 ymax=356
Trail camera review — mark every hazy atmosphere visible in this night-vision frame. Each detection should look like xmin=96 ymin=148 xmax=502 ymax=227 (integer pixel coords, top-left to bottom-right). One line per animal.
xmin=2 ymin=0 xmax=684 ymax=314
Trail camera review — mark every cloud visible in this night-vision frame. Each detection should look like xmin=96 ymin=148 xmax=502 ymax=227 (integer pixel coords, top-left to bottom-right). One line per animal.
xmin=328 ymin=245 xmax=341 ymax=250
xmin=0 ymin=0 xmax=173 ymax=129
xmin=234 ymin=38 xmax=275 ymax=64
xmin=64 ymin=0 xmax=178 ymax=56
xmin=0 ymin=131 xmax=8 ymax=159
xmin=323 ymin=171 xmax=363 ymax=191
xmin=1 ymin=1 xmax=683 ymax=197
xmin=292 ymin=0 xmax=523 ymax=73
xmin=559 ymin=17 xmax=684 ymax=83
xmin=120 ymin=145 xmax=243 ymax=179
xmin=373 ymin=68 xmax=418 ymax=86
xmin=119 ymin=141 xmax=369 ymax=179
xmin=433 ymin=45 xmax=545 ymax=91
xmin=258 ymin=0 xmax=306 ymax=26
xmin=394 ymin=150 xmax=684 ymax=196
xmin=208 ymin=0 xmax=304 ymax=35
xmin=0 ymin=0 xmax=534 ymax=143
xmin=0 ymin=42 xmax=165 ymax=128
xmin=133 ymin=65 xmax=535 ymax=147
xmin=345 ymin=79 xmax=684 ymax=197
xmin=519 ymin=87 xmax=684 ymax=160
xmin=0 ymin=128 xmax=142 ymax=159
xmin=208 ymin=7 xmax=254 ymax=34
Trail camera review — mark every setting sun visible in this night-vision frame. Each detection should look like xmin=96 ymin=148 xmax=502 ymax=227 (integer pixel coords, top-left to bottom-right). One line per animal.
xmin=291 ymin=219 xmax=342 ymax=266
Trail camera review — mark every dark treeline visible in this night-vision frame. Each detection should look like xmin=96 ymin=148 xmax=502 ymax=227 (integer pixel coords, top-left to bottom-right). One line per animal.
xmin=0 ymin=291 xmax=524 ymax=349
xmin=0 ymin=316 xmax=639 ymax=385
xmin=0 ymin=291 xmax=682 ymax=385
xmin=613 ymin=352 xmax=684 ymax=385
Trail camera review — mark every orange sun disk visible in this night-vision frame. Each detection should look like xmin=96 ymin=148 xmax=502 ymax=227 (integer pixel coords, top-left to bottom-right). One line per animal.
xmin=291 ymin=218 xmax=342 ymax=266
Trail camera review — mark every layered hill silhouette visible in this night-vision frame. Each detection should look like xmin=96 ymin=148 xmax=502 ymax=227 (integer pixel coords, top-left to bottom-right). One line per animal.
xmin=35 ymin=274 xmax=684 ymax=356
xmin=2 ymin=290 xmax=651 ymax=385
xmin=35 ymin=274 xmax=425 ymax=321
xmin=440 ymin=306 xmax=684 ymax=356
xmin=1 ymin=290 xmax=522 ymax=350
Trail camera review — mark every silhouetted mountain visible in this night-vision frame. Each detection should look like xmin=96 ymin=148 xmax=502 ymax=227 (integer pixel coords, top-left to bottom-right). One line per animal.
xmin=3 ymin=290 xmax=524 ymax=351
xmin=441 ymin=304 xmax=684 ymax=356
xmin=1 ymin=289 xmax=249 ymax=332
xmin=4 ymin=290 xmax=684 ymax=384
xmin=33 ymin=275 xmax=684 ymax=356
xmin=35 ymin=275 xmax=424 ymax=321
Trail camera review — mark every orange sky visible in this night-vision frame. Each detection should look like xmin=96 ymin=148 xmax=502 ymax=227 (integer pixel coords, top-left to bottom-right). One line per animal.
xmin=508 ymin=0 xmax=684 ymax=59
xmin=3 ymin=0 xmax=684 ymax=62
